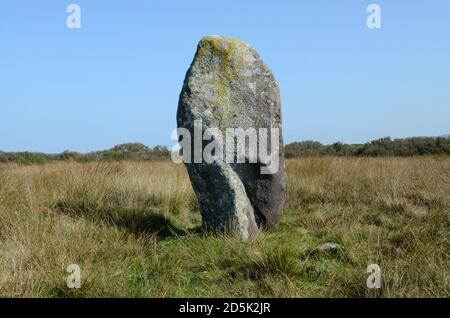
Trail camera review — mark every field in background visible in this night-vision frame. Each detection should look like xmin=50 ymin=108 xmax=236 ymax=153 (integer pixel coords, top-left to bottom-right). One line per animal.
xmin=0 ymin=157 xmax=448 ymax=297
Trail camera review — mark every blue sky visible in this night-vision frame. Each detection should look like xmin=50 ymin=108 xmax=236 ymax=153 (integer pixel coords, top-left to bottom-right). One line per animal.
xmin=0 ymin=1 xmax=449 ymax=153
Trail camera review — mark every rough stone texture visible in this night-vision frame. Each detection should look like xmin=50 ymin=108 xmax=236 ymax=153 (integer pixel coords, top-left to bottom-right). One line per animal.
xmin=177 ymin=36 xmax=287 ymax=239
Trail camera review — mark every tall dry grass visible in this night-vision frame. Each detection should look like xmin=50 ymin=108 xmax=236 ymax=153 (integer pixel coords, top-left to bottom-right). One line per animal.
xmin=0 ymin=157 xmax=448 ymax=297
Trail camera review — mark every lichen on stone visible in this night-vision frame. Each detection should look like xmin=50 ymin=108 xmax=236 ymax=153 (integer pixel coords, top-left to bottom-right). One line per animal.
xmin=196 ymin=35 xmax=246 ymax=82
xmin=194 ymin=36 xmax=251 ymax=129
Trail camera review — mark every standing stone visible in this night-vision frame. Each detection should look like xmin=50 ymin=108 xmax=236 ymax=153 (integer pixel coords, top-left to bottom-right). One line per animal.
xmin=177 ymin=36 xmax=287 ymax=239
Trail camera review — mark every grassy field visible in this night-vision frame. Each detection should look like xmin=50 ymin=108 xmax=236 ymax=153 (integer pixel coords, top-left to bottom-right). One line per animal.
xmin=0 ymin=157 xmax=448 ymax=297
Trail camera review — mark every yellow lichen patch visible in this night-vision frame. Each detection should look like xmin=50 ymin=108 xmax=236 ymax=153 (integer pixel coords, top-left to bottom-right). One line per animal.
xmin=196 ymin=36 xmax=246 ymax=82
xmin=207 ymin=78 xmax=239 ymax=129
xmin=207 ymin=79 xmax=229 ymax=127
xmin=196 ymin=36 xmax=249 ymax=129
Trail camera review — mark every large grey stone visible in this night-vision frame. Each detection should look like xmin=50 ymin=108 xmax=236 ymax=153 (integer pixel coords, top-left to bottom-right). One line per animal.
xmin=177 ymin=36 xmax=287 ymax=239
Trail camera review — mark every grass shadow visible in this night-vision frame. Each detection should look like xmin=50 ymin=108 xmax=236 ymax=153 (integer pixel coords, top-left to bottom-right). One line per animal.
xmin=54 ymin=199 xmax=188 ymax=240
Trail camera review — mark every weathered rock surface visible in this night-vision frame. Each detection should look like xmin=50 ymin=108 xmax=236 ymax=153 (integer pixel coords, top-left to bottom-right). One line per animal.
xmin=177 ymin=36 xmax=287 ymax=239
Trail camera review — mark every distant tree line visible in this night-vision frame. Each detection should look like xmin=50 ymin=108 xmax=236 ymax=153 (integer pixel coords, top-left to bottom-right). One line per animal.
xmin=1 ymin=137 xmax=450 ymax=164
xmin=284 ymin=137 xmax=450 ymax=158
xmin=0 ymin=143 xmax=170 ymax=164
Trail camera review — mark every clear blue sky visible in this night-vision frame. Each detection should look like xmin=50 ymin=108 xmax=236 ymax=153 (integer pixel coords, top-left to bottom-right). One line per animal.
xmin=1 ymin=1 xmax=449 ymax=153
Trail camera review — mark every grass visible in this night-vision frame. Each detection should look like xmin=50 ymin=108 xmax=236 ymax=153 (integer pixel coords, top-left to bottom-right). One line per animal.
xmin=0 ymin=157 xmax=448 ymax=297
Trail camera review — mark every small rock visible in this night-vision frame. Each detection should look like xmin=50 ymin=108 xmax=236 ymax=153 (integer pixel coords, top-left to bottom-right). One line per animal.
xmin=318 ymin=242 xmax=342 ymax=251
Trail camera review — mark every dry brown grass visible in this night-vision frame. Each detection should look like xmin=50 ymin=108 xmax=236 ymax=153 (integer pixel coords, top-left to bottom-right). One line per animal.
xmin=0 ymin=157 xmax=448 ymax=297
